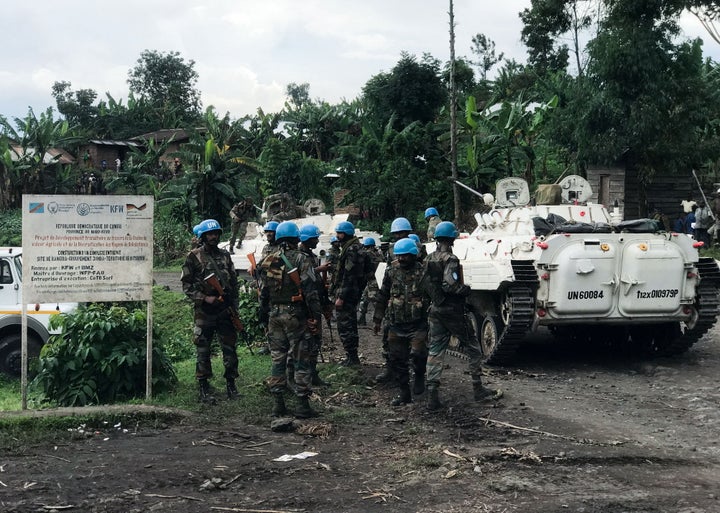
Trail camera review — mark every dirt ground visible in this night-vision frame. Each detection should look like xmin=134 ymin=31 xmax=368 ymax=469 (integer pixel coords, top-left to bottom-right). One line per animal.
xmin=1 ymin=274 xmax=719 ymax=513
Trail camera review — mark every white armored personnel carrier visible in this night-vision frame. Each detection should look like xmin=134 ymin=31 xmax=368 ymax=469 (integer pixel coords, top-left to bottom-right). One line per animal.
xmin=453 ymin=176 xmax=720 ymax=364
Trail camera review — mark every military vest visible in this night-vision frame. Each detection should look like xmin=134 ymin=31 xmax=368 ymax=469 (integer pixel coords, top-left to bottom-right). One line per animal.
xmin=385 ymin=261 xmax=429 ymax=324
xmin=259 ymin=248 xmax=302 ymax=304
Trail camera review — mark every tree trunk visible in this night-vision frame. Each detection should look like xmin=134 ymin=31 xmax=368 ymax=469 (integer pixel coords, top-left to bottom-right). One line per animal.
xmin=449 ymin=0 xmax=460 ymax=225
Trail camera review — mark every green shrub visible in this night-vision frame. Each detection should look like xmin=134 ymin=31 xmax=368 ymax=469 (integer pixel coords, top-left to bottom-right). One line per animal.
xmin=33 ymin=304 xmax=177 ymax=406
xmin=0 ymin=209 xmax=21 ymax=246
xmin=152 ymin=286 xmax=195 ymax=362
xmin=237 ymin=280 xmax=265 ymax=347
xmin=154 ymin=207 xmax=194 ymax=266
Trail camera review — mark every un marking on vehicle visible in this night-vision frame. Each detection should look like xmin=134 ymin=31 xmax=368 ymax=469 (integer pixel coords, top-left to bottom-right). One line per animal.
xmin=636 ymin=289 xmax=679 ymax=299
xmin=567 ymin=290 xmax=604 ymax=300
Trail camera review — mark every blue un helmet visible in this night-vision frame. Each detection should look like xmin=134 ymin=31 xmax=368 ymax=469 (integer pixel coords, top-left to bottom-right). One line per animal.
xmin=192 ymin=224 xmax=201 ymax=237
xmin=393 ymin=238 xmax=419 ymax=256
xmin=330 ymin=235 xmax=339 ymax=243
xmin=434 ymin=221 xmax=459 ymax=239
xmin=390 ymin=217 xmax=412 ymax=233
xmin=424 ymin=207 xmax=439 ymax=219
xmin=335 ymin=221 xmax=355 ymax=236
xmin=408 ymin=234 xmax=421 ymax=244
xmin=196 ymin=219 xmax=222 ymax=238
xmin=275 ymin=221 xmax=300 ymax=240
xmin=363 ymin=237 xmax=376 ymax=247
xmin=263 ymin=220 xmax=279 ymax=232
xmin=299 ymin=224 xmax=321 ymax=242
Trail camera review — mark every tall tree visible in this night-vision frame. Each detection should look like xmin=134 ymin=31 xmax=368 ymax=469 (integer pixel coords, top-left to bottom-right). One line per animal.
xmin=127 ymin=50 xmax=202 ymax=128
xmin=470 ymin=33 xmax=505 ymax=81
xmin=51 ymin=81 xmax=99 ymax=129
xmin=362 ymin=52 xmax=447 ymax=129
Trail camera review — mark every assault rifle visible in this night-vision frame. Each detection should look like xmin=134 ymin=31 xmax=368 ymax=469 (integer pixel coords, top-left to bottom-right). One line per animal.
xmin=247 ymin=252 xmax=262 ymax=293
xmin=204 ymin=274 xmax=252 ymax=353
xmin=279 ymin=253 xmax=320 ymax=336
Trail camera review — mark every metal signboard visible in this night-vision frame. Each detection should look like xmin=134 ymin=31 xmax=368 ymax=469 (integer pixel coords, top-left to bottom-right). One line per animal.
xmin=22 ymin=195 xmax=154 ymax=303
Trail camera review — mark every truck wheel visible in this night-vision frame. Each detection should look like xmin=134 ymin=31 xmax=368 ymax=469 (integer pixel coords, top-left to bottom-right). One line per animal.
xmin=480 ymin=315 xmax=501 ymax=360
xmin=0 ymin=334 xmax=42 ymax=378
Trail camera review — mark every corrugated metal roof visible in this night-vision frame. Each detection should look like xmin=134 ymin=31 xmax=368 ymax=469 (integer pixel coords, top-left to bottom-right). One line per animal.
xmin=9 ymin=145 xmax=76 ymax=165
xmin=87 ymin=139 xmax=141 ymax=147
xmin=132 ymin=129 xmax=191 ymax=142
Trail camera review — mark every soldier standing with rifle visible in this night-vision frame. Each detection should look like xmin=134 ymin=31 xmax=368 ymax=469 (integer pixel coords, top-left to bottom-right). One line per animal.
xmin=258 ymin=221 xmax=323 ymax=418
xmin=181 ymin=219 xmax=242 ymax=404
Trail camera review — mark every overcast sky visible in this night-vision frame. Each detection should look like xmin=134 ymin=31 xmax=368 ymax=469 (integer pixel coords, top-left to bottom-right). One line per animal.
xmin=2 ymin=1 xmax=718 ymax=123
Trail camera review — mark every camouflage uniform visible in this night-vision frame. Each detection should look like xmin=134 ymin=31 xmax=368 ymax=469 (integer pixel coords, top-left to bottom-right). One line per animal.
xmin=332 ymin=236 xmax=366 ymax=363
xmin=424 ymin=241 xmax=484 ymax=404
xmin=229 ymin=199 xmax=255 ymax=250
xmin=260 ymin=240 xmax=279 ymax=260
xmin=181 ymin=245 xmax=239 ymax=382
xmin=357 ymin=246 xmax=384 ymax=324
xmin=426 ymin=215 xmax=442 ymax=241
xmin=258 ymin=245 xmax=322 ymax=399
xmin=325 ymin=243 xmax=341 ymax=286
xmin=373 ymin=259 xmax=430 ymax=403
xmin=299 ymin=243 xmax=332 ymax=370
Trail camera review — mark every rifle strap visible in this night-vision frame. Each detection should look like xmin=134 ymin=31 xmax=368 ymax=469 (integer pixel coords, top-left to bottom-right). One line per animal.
xmin=279 ymin=250 xmax=304 ymax=300
xmin=203 ymin=248 xmax=229 ymax=291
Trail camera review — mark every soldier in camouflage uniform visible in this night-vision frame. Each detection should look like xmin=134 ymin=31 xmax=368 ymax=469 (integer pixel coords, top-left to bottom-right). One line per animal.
xmin=373 ymin=238 xmax=430 ymax=406
xmin=254 ymin=221 xmax=279 ymax=356
xmin=331 ymin=221 xmax=366 ymax=367
xmin=357 ymin=237 xmax=383 ymax=326
xmin=425 ymin=207 xmax=442 ymax=241
xmin=228 ymin=197 xmax=256 ymax=253
xmin=181 ymin=219 xmax=240 ymax=403
xmin=325 ymin=236 xmax=341 ymax=281
xmin=258 ymin=221 xmax=322 ymax=418
xmin=298 ymin=224 xmax=332 ymax=386
xmin=424 ymin=221 xmax=501 ymax=411
xmin=375 ymin=217 xmax=419 ymax=384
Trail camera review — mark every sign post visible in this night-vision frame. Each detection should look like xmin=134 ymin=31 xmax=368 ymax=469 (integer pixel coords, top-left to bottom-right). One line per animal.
xmin=22 ymin=195 xmax=154 ymax=408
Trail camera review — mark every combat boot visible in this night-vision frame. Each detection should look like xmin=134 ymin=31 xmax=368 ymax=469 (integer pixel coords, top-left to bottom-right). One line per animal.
xmin=427 ymin=386 xmax=443 ymax=411
xmin=226 ymin=379 xmax=239 ymax=399
xmin=473 ymin=382 xmax=503 ymax=402
xmin=198 ymin=379 xmax=216 ymax=405
xmin=311 ymin=367 xmax=329 ymax=387
xmin=340 ymin=352 xmax=361 ymax=367
xmin=390 ymin=385 xmax=412 ymax=406
xmin=374 ymin=366 xmax=395 ymax=384
xmin=271 ymin=393 xmax=287 ymax=417
xmin=295 ymin=396 xmax=317 ymax=419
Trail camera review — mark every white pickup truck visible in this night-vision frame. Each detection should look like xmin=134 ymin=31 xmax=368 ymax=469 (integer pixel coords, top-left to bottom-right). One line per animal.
xmin=0 ymin=247 xmax=78 ymax=377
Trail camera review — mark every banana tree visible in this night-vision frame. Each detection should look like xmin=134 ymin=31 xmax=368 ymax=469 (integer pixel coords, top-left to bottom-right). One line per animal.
xmin=461 ymin=93 xmax=558 ymax=190
xmin=0 ymin=107 xmax=80 ymax=207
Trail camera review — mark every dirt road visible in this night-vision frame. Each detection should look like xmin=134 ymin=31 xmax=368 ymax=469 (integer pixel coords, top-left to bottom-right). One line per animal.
xmin=2 ymin=278 xmax=719 ymax=512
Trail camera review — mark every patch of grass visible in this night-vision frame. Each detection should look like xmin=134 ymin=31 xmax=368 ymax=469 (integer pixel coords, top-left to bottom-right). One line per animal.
xmin=405 ymin=453 xmax=445 ymax=470
xmin=0 ymin=411 xmax=187 ymax=452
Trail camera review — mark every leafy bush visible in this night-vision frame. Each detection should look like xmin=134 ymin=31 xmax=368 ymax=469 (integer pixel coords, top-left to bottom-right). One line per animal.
xmin=33 ymin=304 xmax=177 ymax=406
xmin=152 ymin=286 xmax=195 ymax=362
xmin=0 ymin=209 xmax=21 ymax=246
xmin=237 ymin=281 xmax=265 ymax=348
xmin=154 ymin=207 xmax=194 ymax=266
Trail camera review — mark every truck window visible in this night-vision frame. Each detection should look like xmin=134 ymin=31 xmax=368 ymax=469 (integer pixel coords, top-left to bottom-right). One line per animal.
xmin=0 ymin=260 xmax=12 ymax=284
xmin=13 ymin=255 xmax=21 ymax=281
